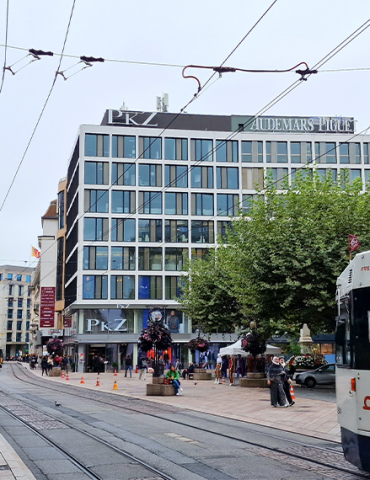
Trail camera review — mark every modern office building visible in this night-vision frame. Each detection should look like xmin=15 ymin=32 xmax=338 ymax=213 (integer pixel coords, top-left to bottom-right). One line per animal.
xmin=0 ymin=265 xmax=34 ymax=358
xmin=62 ymin=110 xmax=367 ymax=372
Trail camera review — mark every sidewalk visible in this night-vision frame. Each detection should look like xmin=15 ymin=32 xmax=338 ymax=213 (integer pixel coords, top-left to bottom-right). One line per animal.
xmin=19 ymin=363 xmax=340 ymax=444
xmin=0 ymin=433 xmax=36 ymax=480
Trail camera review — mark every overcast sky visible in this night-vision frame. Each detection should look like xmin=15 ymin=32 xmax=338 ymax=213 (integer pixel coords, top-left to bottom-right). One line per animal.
xmin=1 ymin=0 xmax=370 ymax=267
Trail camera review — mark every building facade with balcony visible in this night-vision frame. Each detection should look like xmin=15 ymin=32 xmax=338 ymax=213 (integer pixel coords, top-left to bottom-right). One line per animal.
xmin=0 ymin=265 xmax=34 ymax=358
xmin=61 ymin=110 xmax=367 ymax=372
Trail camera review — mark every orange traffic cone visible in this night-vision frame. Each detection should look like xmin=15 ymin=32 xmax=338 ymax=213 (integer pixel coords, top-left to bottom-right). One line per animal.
xmin=222 ymin=378 xmax=225 ymax=383
xmin=61 ymin=370 xmax=65 ymax=379
xmin=290 ymin=384 xmax=296 ymax=400
xmin=113 ymin=380 xmax=118 ymax=390
xmin=96 ymin=376 xmax=100 ymax=387
xmin=66 ymin=372 xmax=70 ymax=381
xmin=135 ymin=365 xmax=138 ymax=374
xmin=80 ymin=377 xmax=85 ymax=385
xmin=114 ymin=369 xmax=117 ymax=377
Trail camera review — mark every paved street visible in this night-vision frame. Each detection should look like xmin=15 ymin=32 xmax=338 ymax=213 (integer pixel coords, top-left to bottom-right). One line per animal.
xmin=0 ymin=363 xmax=348 ymax=480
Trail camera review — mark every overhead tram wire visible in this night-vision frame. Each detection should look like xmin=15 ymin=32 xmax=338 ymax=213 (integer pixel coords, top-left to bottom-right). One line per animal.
xmin=0 ymin=0 xmax=10 ymax=96
xmin=0 ymin=0 xmax=77 ymax=214
xmin=31 ymin=15 xmax=370 ymax=289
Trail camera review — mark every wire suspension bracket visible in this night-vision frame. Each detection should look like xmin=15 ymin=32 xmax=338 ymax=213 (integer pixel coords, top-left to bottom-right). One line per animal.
xmin=182 ymin=61 xmax=318 ymax=92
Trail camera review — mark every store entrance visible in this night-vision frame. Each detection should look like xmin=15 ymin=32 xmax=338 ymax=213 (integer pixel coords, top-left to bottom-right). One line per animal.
xmin=86 ymin=345 xmax=106 ymax=373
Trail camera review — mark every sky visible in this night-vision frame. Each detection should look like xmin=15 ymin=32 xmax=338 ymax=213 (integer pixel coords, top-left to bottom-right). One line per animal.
xmin=0 ymin=0 xmax=370 ymax=267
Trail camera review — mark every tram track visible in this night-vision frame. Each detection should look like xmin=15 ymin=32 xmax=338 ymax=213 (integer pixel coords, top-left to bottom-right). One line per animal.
xmin=7 ymin=363 xmax=370 ymax=480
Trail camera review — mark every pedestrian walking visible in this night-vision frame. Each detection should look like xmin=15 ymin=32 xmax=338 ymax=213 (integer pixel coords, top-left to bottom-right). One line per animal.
xmin=214 ymin=361 xmax=222 ymax=384
xmin=47 ymin=356 xmax=53 ymax=373
xmin=138 ymin=357 xmax=147 ymax=380
xmin=125 ymin=354 xmax=133 ymax=377
xmin=62 ymin=355 xmax=69 ymax=372
xmin=229 ymin=356 xmax=236 ymax=386
xmin=279 ymin=357 xmax=295 ymax=406
xmin=221 ymin=356 xmax=228 ymax=379
xmin=94 ymin=355 xmax=104 ymax=375
xmin=165 ymin=365 xmax=183 ymax=395
xmin=267 ymin=356 xmax=289 ymax=407
xmin=41 ymin=356 xmax=49 ymax=376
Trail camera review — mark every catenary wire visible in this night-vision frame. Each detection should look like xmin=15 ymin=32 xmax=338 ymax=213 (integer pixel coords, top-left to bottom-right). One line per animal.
xmin=26 ymin=14 xmax=370 ymax=296
xmin=0 ymin=0 xmax=77 ymax=214
xmin=0 ymin=0 xmax=10 ymax=96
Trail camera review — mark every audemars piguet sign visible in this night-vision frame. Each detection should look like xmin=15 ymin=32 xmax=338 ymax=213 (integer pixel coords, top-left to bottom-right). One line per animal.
xmin=233 ymin=116 xmax=355 ymax=134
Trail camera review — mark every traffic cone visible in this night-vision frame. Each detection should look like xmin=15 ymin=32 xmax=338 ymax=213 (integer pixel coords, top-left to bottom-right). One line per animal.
xmin=290 ymin=384 xmax=296 ymax=400
xmin=66 ymin=372 xmax=70 ymax=381
xmin=222 ymin=378 xmax=225 ymax=383
xmin=96 ymin=376 xmax=100 ymax=387
xmin=114 ymin=369 xmax=117 ymax=377
xmin=80 ymin=377 xmax=85 ymax=385
xmin=135 ymin=365 xmax=138 ymax=373
xmin=113 ymin=380 xmax=118 ymax=390
xmin=61 ymin=370 xmax=65 ymax=379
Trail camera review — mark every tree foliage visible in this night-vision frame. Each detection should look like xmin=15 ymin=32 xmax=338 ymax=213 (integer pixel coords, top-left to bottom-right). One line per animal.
xmin=179 ymin=249 xmax=243 ymax=336
xmin=179 ymin=170 xmax=370 ymax=341
xmin=225 ymin=170 xmax=370 ymax=339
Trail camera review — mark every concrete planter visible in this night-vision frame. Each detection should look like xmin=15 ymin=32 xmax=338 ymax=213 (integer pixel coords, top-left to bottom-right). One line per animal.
xmin=193 ymin=368 xmax=212 ymax=381
xmin=240 ymin=372 xmax=268 ymax=388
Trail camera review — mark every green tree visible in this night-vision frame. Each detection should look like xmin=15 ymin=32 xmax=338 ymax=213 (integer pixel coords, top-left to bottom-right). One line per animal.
xmin=179 ymin=248 xmax=243 ymax=336
xmin=224 ymin=169 xmax=370 ymax=339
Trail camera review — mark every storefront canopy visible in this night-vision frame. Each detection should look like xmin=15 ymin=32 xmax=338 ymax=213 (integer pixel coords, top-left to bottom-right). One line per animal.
xmin=219 ymin=340 xmax=282 ymax=357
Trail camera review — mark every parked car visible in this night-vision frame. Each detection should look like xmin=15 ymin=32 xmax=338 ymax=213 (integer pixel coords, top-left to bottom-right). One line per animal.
xmin=295 ymin=364 xmax=335 ymax=388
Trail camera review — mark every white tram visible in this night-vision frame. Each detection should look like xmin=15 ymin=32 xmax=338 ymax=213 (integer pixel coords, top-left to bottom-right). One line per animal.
xmin=336 ymin=251 xmax=370 ymax=472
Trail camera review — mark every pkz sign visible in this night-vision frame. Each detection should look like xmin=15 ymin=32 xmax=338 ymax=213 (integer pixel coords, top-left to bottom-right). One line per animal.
xmin=86 ymin=318 xmax=127 ymax=332
xmin=233 ymin=116 xmax=355 ymax=134
xmin=108 ymin=110 xmax=158 ymax=127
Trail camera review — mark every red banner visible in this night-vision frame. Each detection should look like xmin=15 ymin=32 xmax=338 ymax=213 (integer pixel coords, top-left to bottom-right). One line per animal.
xmin=349 ymin=235 xmax=360 ymax=253
xmin=40 ymin=287 xmax=56 ymax=328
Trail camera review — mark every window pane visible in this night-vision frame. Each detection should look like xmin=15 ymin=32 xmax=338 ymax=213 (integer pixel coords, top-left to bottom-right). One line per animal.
xmin=85 ymin=134 xmax=96 ymax=156
xmin=165 ymin=138 xmax=176 ymax=160
xmin=85 ymin=162 xmax=96 ymax=183
xmin=216 ymin=140 xmax=226 ymax=162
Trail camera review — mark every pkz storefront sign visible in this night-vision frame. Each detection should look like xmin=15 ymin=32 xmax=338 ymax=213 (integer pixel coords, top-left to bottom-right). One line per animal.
xmin=232 ymin=116 xmax=355 ymax=134
xmin=86 ymin=318 xmax=128 ymax=332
